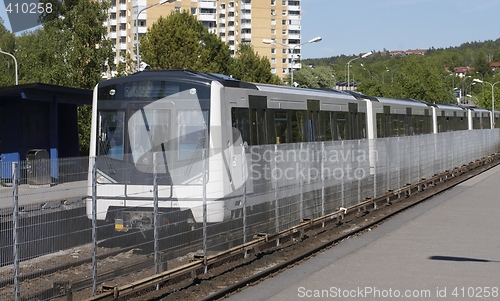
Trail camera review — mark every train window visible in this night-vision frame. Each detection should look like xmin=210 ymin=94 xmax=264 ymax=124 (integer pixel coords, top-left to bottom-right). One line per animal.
xmin=128 ymin=108 xmax=171 ymax=171
xmin=322 ymin=112 xmax=333 ymax=141
xmin=98 ymin=111 xmax=125 ymax=160
xmin=231 ymin=108 xmax=250 ymax=145
xmin=290 ymin=111 xmax=304 ymax=143
xmin=274 ymin=110 xmax=289 ymax=144
xmin=250 ymin=108 xmax=268 ymax=145
xmin=335 ymin=112 xmax=347 ymax=140
xmin=177 ymin=110 xmax=208 ymax=161
xmin=359 ymin=112 xmax=366 ymax=139
xmin=376 ymin=113 xmax=386 ymax=138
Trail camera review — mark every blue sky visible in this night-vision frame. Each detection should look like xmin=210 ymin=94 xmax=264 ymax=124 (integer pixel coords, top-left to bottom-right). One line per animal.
xmin=301 ymin=0 xmax=500 ymax=58
xmin=1 ymin=0 xmax=500 ymax=58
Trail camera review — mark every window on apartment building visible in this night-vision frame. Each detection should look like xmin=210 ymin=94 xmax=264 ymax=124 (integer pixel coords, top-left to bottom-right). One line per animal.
xmin=271 ymin=0 xmax=276 ymax=5
xmin=220 ymin=3 xmax=225 ymax=9
xmin=119 ymin=10 xmax=126 ymax=17
xmin=228 ymin=21 xmax=234 ymax=26
xmin=271 ymin=68 xmax=276 ymax=74
xmin=191 ymin=8 xmax=197 ymax=14
xmin=282 ymin=48 xmax=287 ymax=54
xmin=271 ymin=28 xmax=276 ymax=34
xmin=271 ymin=58 xmax=276 ymax=64
xmin=110 ymin=26 xmax=116 ymax=32
xmin=111 ymin=39 xmax=116 ymax=45
xmin=120 ymin=37 xmax=126 ymax=43
xmin=282 ymin=58 xmax=287 ymax=63
xmin=139 ymin=20 xmax=145 ymax=27
xmin=119 ymin=23 xmax=126 ymax=30
xmin=282 ymin=10 xmax=287 ymax=16
xmin=229 ymin=31 xmax=234 ymax=36
xmin=282 ymin=20 xmax=286 ymax=25
xmin=271 ymin=9 xmax=276 ymax=15
xmin=175 ymin=6 xmax=181 ymax=12
xmin=229 ymin=2 xmax=234 ymax=8
xmin=228 ymin=11 xmax=234 ymax=16
xmin=110 ymin=0 xmax=116 ymax=5
xmin=282 ymin=0 xmax=286 ymax=5
xmin=271 ymin=48 xmax=276 ymax=54
xmin=282 ymin=68 xmax=287 ymax=74
xmin=282 ymin=39 xmax=287 ymax=44
xmin=119 ymin=0 xmax=125 ymax=4
xmin=282 ymin=29 xmax=287 ymax=35
xmin=271 ymin=19 xmax=276 ymax=25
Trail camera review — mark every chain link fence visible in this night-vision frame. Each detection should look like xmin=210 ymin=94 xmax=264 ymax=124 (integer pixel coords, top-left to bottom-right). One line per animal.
xmin=1 ymin=130 xmax=499 ymax=300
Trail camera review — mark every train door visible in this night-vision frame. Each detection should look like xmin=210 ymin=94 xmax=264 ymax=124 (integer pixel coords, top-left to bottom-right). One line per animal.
xmin=249 ymin=95 xmax=268 ymax=145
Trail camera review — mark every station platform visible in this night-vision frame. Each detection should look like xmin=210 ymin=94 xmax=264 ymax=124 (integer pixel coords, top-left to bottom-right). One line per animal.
xmin=226 ymin=164 xmax=500 ymax=300
xmin=0 ymin=180 xmax=87 ymax=209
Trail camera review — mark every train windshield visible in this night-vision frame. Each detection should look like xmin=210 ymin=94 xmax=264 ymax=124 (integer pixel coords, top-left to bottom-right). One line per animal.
xmin=96 ymin=83 xmax=211 ymax=184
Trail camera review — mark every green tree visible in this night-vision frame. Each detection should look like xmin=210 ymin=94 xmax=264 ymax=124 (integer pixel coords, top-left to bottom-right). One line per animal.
xmin=290 ymin=65 xmax=334 ymax=88
xmin=0 ymin=18 xmax=16 ymax=86
xmin=230 ymin=44 xmax=281 ymax=84
xmin=472 ymin=50 xmax=491 ymax=77
xmin=140 ymin=11 xmax=232 ymax=74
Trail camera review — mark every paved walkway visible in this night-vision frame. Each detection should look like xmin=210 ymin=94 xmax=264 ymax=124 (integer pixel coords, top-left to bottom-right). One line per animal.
xmin=226 ymin=164 xmax=500 ymax=301
xmin=0 ymin=180 xmax=87 ymax=209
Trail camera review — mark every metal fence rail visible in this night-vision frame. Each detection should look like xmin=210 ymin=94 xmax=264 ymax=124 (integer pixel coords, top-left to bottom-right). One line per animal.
xmin=1 ymin=129 xmax=499 ymax=300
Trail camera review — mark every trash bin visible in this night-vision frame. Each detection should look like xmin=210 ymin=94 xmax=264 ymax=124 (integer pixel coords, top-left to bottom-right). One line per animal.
xmin=26 ymin=149 xmax=51 ymax=186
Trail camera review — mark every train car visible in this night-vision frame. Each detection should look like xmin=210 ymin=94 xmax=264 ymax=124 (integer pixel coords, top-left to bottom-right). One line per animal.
xmin=466 ymin=106 xmax=491 ymax=129
xmin=87 ymin=70 xmax=495 ymax=233
xmin=431 ymin=103 xmax=468 ymax=133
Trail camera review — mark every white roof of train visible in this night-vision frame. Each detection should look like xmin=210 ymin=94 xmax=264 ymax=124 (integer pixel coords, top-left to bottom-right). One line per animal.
xmin=254 ymin=84 xmax=357 ymax=101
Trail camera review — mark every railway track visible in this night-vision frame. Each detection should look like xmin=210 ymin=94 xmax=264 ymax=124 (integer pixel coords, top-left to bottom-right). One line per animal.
xmin=2 ymin=153 xmax=499 ymax=301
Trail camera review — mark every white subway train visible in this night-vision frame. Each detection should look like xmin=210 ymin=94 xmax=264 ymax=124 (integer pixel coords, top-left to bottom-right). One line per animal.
xmin=86 ymin=70 xmax=497 ymax=232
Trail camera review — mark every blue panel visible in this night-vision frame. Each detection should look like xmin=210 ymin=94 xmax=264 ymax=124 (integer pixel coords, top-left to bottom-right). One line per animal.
xmin=50 ymin=148 xmax=59 ymax=179
xmin=1 ymin=152 xmax=20 ymax=180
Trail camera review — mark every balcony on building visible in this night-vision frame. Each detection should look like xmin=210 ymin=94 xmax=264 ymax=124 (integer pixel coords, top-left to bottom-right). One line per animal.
xmin=198 ymin=13 xmax=216 ymax=22
xmin=199 ymin=0 xmax=216 ymax=9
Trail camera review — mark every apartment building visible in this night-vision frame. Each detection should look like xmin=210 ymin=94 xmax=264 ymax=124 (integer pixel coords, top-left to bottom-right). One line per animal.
xmin=105 ymin=0 xmax=302 ymax=78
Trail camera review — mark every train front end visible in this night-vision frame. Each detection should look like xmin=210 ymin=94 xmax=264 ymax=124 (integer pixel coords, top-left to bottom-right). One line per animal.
xmin=86 ymin=71 xmax=244 ymax=233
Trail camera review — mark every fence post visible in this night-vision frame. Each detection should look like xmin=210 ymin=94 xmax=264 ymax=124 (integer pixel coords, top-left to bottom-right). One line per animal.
xmin=12 ymin=162 xmax=20 ymax=301
xmin=299 ymin=143 xmax=304 ymax=222
xmin=91 ymin=160 xmax=97 ymax=296
xmin=153 ymin=152 xmax=159 ymax=290
xmin=202 ymin=128 xmax=208 ymax=274
xmin=321 ymin=142 xmax=325 ymax=227
xmin=241 ymin=145 xmax=247 ymax=257
xmin=273 ymin=144 xmax=279 ymax=244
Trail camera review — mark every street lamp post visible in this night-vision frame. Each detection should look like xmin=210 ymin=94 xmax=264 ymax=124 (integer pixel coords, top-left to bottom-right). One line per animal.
xmin=135 ymin=0 xmax=175 ymax=71
xmin=263 ymin=36 xmax=322 ymax=86
xmin=473 ymin=79 xmax=500 ymax=128
xmin=347 ymin=51 xmax=372 ymax=89
xmin=0 ymin=48 xmax=18 ymax=85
